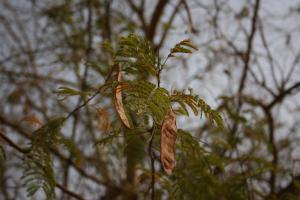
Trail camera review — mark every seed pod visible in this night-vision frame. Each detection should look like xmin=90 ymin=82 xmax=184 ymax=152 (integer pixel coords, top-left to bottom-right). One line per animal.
xmin=114 ymin=66 xmax=131 ymax=128
xmin=22 ymin=115 xmax=43 ymax=127
xmin=160 ymin=108 xmax=177 ymax=175
xmin=97 ymin=108 xmax=110 ymax=131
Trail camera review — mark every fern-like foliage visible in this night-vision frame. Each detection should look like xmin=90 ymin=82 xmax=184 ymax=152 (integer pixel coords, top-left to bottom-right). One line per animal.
xmin=0 ymin=31 xmax=228 ymax=200
xmin=167 ymin=130 xmax=247 ymax=200
xmin=22 ymin=117 xmax=64 ymax=199
xmin=171 ymin=90 xmax=224 ymax=129
xmin=22 ymin=117 xmax=81 ymax=199
xmin=122 ymin=80 xmax=170 ymax=125
xmin=30 ymin=117 xmax=65 ymax=147
xmin=23 ymin=147 xmax=56 ymax=199
xmin=115 ymin=34 xmax=157 ymax=76
xmin=112 ymin=34 xmax=223 ymax=129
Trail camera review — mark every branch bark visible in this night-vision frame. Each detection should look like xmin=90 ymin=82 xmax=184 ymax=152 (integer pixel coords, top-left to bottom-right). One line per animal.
xmin=147 ymin=0 xmax=170 ymax=41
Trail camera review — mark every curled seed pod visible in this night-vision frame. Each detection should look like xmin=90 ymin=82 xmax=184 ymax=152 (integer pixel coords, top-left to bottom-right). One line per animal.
xmin=114 ymin=66 xmax=131 ymax=128
xmin=160 ymin=108 xmax=177 ymax=175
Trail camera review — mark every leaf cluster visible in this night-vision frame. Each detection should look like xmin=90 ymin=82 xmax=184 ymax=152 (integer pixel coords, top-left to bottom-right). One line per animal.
xmin=122 ymin=80 xmax=170 ymax=125
xmin=171 ymin=90 xmax=224 ymax=129
xmin=22 ymin=117 xmax=81 ymax=199
xmin=115 ymin=34 xmax=157 ymax=76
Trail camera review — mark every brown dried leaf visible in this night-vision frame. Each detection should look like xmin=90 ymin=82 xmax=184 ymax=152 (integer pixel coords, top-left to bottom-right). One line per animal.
xmin=97 ymin=108 xmax=110 ymax=131
xmin=22 ymin=99 xmax=31 ymax=114
xmin=7 ymin=88 xmax=22 ymax=104
xmin=160 ymin=108 xmax=177 ymax=175
xmin=114 ymin=66 xmax=131 ymax=128
xmin=22 ymin=115 xmax=43 ymax=127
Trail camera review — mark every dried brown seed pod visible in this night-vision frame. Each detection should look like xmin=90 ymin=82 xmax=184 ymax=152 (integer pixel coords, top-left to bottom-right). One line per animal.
xmin=160 ymin=108 xmax=177 ymax=175
xmin=114 ymin=66 xmax=131 ymax=129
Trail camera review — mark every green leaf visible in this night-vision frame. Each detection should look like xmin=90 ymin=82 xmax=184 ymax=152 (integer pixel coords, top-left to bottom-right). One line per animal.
xmin=27 ymin=184 xmax=40 ymax=196
xmin=168 ymin=39 xmax=198 ymax=57
xmin=175 ymin=99 xmax=190 ymax=116
xmin=54 ymin=87 xmax=88 ymax=100
xmin=171 ymin=46 xmax=193 ymax=54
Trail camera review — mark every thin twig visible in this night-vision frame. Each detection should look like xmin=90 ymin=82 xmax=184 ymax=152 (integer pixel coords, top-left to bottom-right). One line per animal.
xmin=64 ymin=86 xmax=104 ymax=121
xmin=56 ymin=183 xmax=86 ymax=200
xmin=237 ymin=0 xmax=260 ymax=106
xmin=0 ymin=131 xmax=29 ymax=154
xmin=148 ymin=127 xmax=156 ymax=200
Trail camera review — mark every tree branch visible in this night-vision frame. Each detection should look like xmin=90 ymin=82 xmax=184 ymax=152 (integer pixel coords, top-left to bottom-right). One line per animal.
xmin=237 ymin=0 xmax=260 ymax=103
xmin=148 ymin=129 xmax=156 ymax=200
xmin=147 ymin=0 xmax=170 ymax=41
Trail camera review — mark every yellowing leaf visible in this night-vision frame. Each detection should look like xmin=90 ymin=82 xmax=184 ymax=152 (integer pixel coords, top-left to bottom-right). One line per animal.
xmin=97 ymin=108 xmax=110 ymax=131
xmin=171 ymin=46 xmax=192 ymax=54
xmin=168 ymin=39 xmax=198 ymax=57
xmin=160 ymin=108 xmax=177 ymax=175
xmin=114 ymin=66 xmax=131 ymax=128
xmin=22 ymin=115 xmax=43 ymax=127
xmin=180 ymin=39 xmax=199 ymax=51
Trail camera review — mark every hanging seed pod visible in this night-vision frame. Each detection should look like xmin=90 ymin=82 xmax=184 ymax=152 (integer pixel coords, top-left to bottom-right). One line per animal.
xmin=160 ymin=108 xmax=177 ymax=175
xmin=114 ymin=66 xmax=131 ymax=128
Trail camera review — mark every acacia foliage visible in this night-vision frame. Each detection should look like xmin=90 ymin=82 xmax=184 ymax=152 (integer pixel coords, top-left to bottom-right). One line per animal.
xmin=1 ymin=1 xmax=300 ymax=199
xmin=11 ymin=34 xmax=226 ymax=199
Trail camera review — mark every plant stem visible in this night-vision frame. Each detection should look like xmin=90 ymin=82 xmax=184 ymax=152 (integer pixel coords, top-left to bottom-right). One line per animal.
xmin=148 ymin=127 xmax=156 ymax=200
